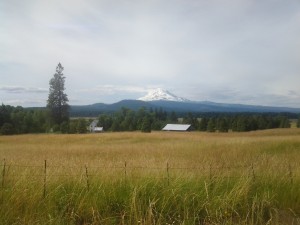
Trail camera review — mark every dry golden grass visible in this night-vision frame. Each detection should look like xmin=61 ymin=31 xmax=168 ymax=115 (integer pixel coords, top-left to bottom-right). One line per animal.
xmin=0 ymin=129 xmax=300 ymax=224
xmin=1 ymin=128 xmax=300 ymax=170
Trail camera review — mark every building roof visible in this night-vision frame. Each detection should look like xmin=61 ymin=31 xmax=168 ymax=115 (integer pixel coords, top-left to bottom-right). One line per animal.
xmin=94 ymin=127 xmax=103 ymax=132
xmin=162 ymin=124 xmax=191 ymax=131
xmin=90 ymin=119 xmax=99 ymax=127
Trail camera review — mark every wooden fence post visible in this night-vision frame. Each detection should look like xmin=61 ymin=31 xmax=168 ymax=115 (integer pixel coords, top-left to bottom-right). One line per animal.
xmin=288 ymin=163 xmax=293 ymax=184
xmin=251 ymin=163 xmax=255 ymax=181
xmin=167 ymin=162 xmax=170 ymax=186
xmin=124 ymin=161 xmax=127 ymax=181
xmin=2 ymin=159 xmax=6 ymax=189
xmin=209 ymin=163 xmax=214 ymax=191
xmin=209 ymin=163 xmax=212 ymax=182
xmin=85 ymin=165 xmax=90 ymax=191
xmin=43 ymin=160 xmax=47 ymax=198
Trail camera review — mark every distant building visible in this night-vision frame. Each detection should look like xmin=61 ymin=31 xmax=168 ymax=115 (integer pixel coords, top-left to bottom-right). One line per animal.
xmin=89 ymin=120 xmax=103 ymax=132
xmin=162 ymin=124 xmax=192 ymax=131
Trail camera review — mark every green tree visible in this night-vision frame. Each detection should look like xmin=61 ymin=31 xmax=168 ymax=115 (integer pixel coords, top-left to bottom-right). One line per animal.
xmin=198 ymin=117 xmax=208 ymax=131
xmin=151 ymin=119 xmax=164 ymax=130
xmin=69 ymin=120 xmax=78 ymax=133
xmin=297 ymin=116 xmax=300 ymax=128
xmin=47 ymin=63 xmax=69 ymax=126
xmin=257 ymin=115 xmax=267 ymax=130
xmin=111 ymin=120 xmax=121 ymax=131
xmin=123 ymin=110 xmax=136 ymax=131
xmin=207 ymin=118 xmax=216 ymax=132
xmin=168 ymin=111 xmax=178 ymax=123
xmin=279 ymin=116 xmax=290 ymax=128
xmin=136 ymin=107 xmax=146 ymax=130
xmin=76 ymin=118 xmax=87 ymax=133
xmin=217 ymin=117 xmax=229 ymax=132
xmin=141 ymin=116 xmax=151 ymax=133
xmin=0 ymin=104 xmax=12 ymax=127
xmin=10 ymin=107 xmax=25 ymax=134
xmin=60 ymin=121 xmax=69 ymax=133
xmin=98 ymin=114 xmax=113 ymax=131
xmin=23 ymin=111 xmax=34 ymax=133
xmin=183 ymin=112 xmax=199 ymax=129
xmin=236 ymin=116 xmax=247 ymax=132
xmin=1 ymin=123 xmax=14 ymax=135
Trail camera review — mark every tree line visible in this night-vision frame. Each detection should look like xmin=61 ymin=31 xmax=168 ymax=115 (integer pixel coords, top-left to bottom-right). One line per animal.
xmin=96 ymin=109 xmax=298 ymax=132
xmin=1 ymin=104 xmax=300 ymax=135
xmin=186 ymin=113 xmax=293 ymax=132
xmin=0 ymin=104 xmax=90 ymax=134
xmin=97 ymin=107 xmax=177 ymax=132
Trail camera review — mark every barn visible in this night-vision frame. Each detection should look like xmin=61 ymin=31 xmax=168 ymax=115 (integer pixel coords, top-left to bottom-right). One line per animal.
xmin=162 ymin=124 xmax=192 ymax=131
xmin=89 ymin=120 xmax=103 ymax=133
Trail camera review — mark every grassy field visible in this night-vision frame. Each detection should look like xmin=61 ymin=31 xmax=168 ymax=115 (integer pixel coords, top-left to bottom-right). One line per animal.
xmin=0 ymin=129 xmax=300 ymax=224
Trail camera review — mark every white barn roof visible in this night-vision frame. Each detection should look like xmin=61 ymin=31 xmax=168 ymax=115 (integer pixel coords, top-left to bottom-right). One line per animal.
xmin=94 ymin=127 xmax=103 ymax=132
xmin=162 ymin=124 xmax=191 ymax=131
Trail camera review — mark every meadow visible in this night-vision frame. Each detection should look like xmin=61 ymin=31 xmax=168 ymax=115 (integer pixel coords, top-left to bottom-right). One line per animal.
xmin=0 ymin=129 xmax=300 ymax=225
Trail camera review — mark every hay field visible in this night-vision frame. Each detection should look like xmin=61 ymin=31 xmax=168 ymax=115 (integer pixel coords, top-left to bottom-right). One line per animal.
xmin=0 ymin=129 xmax=300 ymax=224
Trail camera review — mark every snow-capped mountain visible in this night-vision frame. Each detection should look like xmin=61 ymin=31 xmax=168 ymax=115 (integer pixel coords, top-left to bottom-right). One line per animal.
xmin=138 ymin=88 xmax=190 ymax=102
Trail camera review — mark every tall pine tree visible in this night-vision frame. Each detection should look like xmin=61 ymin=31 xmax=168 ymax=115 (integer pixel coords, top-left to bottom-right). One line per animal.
xmin=47 ymin=63 xmax=69 ymax=126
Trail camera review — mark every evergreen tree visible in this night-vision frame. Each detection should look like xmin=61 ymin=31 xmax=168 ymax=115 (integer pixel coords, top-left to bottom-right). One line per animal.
xmin=279 ymin=116 xmax=290 ymax=128
xmin=168 ymin=111 xmax=178 ymax=123
xmin=1 ymin=123 xmax=14 ymax=135
xmin=183 ymin=112 xmax=199 ymax=129
xmin=207 ymin=118 xmax=216 ymax=132
xmin=236 ymin=116 xmax=247 ymax=132
xmin=98 ymin=114 xmax=113 ymax=131
xmin=199 ymin=117 xmax=208 ymax=131
xmin=0 ymin=104 xmax=11 ymax=127
xmin=217 ymin=117 xmax=229 ymax=132
xmin=76 ymin=118 xmax=87 ymax=133
xmin=141 ymin=116 xmax=151 ymax=133
xmin=60 ymin=121 xmax=69 ymax=133
xmin=69 ymin=120 xmax=78 ymax=133
xmin=47 ymin=63 xmax=69 ymax=126
xmin=257 ymin=115 xmax=267 ymax=130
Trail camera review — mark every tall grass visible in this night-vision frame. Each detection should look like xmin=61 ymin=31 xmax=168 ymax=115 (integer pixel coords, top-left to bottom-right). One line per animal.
xmin=0 ymin=129 xmax=300 ymax=224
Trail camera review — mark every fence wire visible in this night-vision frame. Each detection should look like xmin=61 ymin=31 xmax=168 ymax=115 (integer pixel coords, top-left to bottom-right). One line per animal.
xmin=1 ymin=161 xmax=300 ymax=178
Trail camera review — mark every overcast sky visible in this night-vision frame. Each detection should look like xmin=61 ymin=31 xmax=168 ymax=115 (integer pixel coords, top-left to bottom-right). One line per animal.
xmin=1 ymin=0 xmax=300 ymax=107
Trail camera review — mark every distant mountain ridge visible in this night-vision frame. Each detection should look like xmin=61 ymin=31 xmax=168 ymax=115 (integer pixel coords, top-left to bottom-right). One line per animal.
xmin=70 ymin=99 xmax=300 ymax=117
xmin=68 ymin=88 xmax=300 ymax=117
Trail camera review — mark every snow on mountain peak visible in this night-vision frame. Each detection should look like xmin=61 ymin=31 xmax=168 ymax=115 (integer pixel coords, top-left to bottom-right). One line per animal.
xmin=138 ymin=88 xmax=189 ymax=102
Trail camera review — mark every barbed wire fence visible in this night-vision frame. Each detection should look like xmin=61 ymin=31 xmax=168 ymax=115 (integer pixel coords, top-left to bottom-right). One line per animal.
xmin=1 ymin=158 xmax=299 ymax=198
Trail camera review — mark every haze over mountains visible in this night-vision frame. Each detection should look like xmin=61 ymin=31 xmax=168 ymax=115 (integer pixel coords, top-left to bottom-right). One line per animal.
xmin=69 ymin=89 xmax=300 ymax=117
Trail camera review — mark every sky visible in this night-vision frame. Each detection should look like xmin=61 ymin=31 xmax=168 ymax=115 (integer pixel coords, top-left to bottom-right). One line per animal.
xmin=1 ymin=0 xmax=300 ymax=107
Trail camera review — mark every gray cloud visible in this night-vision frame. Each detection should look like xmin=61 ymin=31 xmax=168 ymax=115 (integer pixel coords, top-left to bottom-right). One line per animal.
xmin=0 ymin=86 xmax=48 ymax=94
xmin=2 ymin=99 xmax=46 ymax=106
xmin=0 ymin=0 xmax=300 ymax=107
